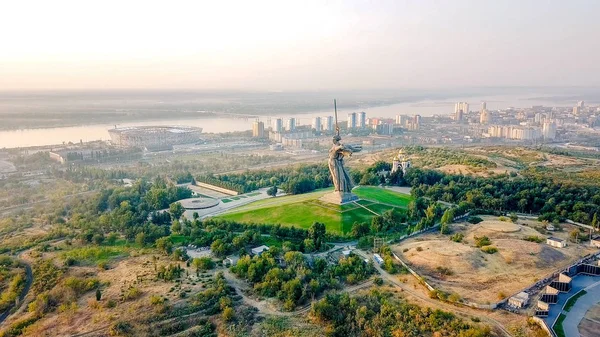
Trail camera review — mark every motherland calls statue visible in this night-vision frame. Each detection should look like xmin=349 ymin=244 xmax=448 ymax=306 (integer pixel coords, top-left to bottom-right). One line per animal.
xmin=321 ymin=100 xmax=362 ymax=204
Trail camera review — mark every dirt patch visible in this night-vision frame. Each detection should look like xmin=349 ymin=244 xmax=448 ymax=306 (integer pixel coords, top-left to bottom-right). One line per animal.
xmin=394 ymin=216 xmax=596 ymax=304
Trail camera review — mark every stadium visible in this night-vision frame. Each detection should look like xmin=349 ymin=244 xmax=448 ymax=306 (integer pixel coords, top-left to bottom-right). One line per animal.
xmin=108 ymin=126 xmax=202 ymax=150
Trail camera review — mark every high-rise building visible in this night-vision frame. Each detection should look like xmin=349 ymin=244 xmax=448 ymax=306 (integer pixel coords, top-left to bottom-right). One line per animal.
xmin=324 ymin=116 xmax=334 ymax=132
xmin=454 ymin=102 xmax=469 ymax=122
xmin=347 ymin=112 xmax=357 ymax=129
xmin=578 ymin=101 xmax=585 ymax=108
xmin=542 ymin=121 xmax=557 ymax=140
xmin=480 ymin=109 xmax=490 ymax=124
xmin=286 ymin=118 xmax=296 ymax=131
xmin=396 ymin=114 xmax=409 ymax=126
xmin=312 ymin=117 xmax=322 ymax=131
xmin=252 ymin=120 xmax=265 ymax=138
xmin=273 ymin=118 xmax=283 ymax=133
xmin=481 ymin=102 xmax=487 ymax=111
xmin=358 ymin=112 xmax=367 ymax=128
xmin=573 ymin=106 xmax=581 ymax=115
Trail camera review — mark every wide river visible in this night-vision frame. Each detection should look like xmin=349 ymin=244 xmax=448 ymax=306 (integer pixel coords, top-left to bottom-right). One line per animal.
xmin=0 ymin=95 xmax=579 ymax=148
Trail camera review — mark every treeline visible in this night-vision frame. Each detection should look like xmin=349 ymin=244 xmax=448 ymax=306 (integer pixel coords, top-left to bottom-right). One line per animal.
xmin=197 ymin=164 xmax=333 ymax=195
xmin=310 ymin=290 xmax=492 ymax=337
xmin=405 ymin=168 xmax=600 ymax=227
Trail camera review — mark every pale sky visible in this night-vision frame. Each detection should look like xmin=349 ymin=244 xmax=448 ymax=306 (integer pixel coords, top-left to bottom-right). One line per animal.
xmin=1 ymin=0 xmax=599 ymax=91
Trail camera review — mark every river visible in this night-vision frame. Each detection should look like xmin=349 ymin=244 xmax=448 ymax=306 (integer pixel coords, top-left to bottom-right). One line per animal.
xmin=0 ymin=94 xmax=580 ymax=148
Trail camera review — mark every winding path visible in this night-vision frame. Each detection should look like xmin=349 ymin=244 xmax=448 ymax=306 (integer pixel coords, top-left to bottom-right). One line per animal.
xmin=0 ymin=258 xmax=32 ymax=325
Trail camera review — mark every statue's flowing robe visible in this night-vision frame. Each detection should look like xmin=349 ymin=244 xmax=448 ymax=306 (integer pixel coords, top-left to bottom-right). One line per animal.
xmin=328 ymin=145 xmax=353 ymax=193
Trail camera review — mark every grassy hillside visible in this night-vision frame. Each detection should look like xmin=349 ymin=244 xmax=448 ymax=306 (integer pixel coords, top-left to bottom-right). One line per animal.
xmin=217 ymin=186 xmax=413 ymax=234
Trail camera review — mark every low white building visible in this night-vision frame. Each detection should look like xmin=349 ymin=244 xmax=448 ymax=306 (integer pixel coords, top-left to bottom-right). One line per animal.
xmin=250 ymin=245 xmax=270 ymax=256
xmin=546 ymin=224 xmax=555 ymax=231
xmin=546 ymin=237 xmax=567 ymax=248
xmin=508 ymin=292 xmax=529 ymax=308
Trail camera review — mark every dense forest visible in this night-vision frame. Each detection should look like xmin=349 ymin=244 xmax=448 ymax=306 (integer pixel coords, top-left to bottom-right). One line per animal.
xmin=404 ymin=168 xmax=600 ymax=227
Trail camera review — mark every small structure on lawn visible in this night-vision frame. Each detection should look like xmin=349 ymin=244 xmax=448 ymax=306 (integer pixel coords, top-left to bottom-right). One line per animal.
xmin=546 ymin=237 xmax=567 ymax=248
xmin=508 ymin=292 xmax=529 ymax=308
xmin=250 ymin=245 xmax=270 ymax=256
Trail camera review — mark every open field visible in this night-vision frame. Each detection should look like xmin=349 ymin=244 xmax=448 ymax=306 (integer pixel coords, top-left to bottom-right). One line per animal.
xmin=394 ymin=215 xmax=597 ymax=304
xmin=217 ymin=186 xmax=413 ymax=234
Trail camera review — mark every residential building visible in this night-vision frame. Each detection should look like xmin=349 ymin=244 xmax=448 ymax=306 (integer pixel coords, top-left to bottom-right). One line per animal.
xmin=252 ymin=120 xmax=265 ymax=138
xmin=347 ymin=112 xmax=357 ymax=129
xmin=286 ymin=118 xmax=296 ymax=131
xmin=324 ymin=116 xmax=334 ymax=132
xmin=273 ymin=118 xmax=283 ymax=133
xmin=312 ymin=117 xmax=322 ymax=131
xmin=358 ymin=112 xmax=367 ymax=128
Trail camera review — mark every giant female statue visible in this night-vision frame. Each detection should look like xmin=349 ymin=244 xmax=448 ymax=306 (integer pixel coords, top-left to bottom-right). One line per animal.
xmin=328 ymin=134 xmax=360 ymax=193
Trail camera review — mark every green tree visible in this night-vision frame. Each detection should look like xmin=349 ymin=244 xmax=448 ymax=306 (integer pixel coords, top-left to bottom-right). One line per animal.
xmin=169 ymin=202 xmax=185 ymax=220
xmin=266 ymin=185 xmax=278 ymax=197
xmin=156 ymin=237 xmax=173 ymax=255
xmin=170 ymin=220 xmax=182 ymax=234
xmin=106 ymin=232 xmax=118 ymax=245
xmin=135 ymin=232 xmax=146 ymax=247
xmin=440 ymin=208 xmax=454 ymax=225
xmin=96 ymin=289 xmax=102 ymax=301
xmin=592 ymin=213 xmax=599 ymax=230
xmin=371 ymin=216 xmax=384 ymax=233
xmin=308 ymin=222 xmax=326 ymax=251
xmin=192 ymin=257 xmax=214 ymax=275
xmin=351 ymin=222 xmax=370 ymax=238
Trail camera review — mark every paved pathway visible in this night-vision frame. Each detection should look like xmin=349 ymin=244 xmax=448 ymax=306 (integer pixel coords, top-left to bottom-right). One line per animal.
xmin=561 ymin=280 xmax=600 ymax=337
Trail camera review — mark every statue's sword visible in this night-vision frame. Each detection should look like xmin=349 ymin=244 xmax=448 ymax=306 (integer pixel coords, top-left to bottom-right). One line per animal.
xmin=334 ymin=99 xmax=340 ymax=137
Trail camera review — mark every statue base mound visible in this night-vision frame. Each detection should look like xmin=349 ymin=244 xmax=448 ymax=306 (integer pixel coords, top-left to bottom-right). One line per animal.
xmin=320 ymin=191 xmax=359 ymax=205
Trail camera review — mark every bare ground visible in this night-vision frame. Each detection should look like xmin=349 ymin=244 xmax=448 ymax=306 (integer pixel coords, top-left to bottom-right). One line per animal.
xmin=394 ymin=216 xmax=596 ymax=304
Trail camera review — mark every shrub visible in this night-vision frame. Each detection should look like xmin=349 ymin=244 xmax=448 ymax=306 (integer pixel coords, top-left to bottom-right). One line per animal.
xmin=524 ymin=235 xmax=544 ymax=243
xmin=109 ymin=321 xmax=133 ymax=336
xmin=450 ymin=233 xmax=464 ymax=243
xmin=474 ymin=236 xmax=492 ymax=247
xmin=122 ymin=287 xmax=142 ymax=301
xmin=416 ymin=246 xmax=423 ymax=252
xmin=373 ymin=277 xmax=383 ymax=286
xmin=481 ymin=246 xmax=498 ymax=254
xmin=435 ymin=266 xmax=454 ymax=276
xmin=467 ymin=216 xmax=483 ymax=224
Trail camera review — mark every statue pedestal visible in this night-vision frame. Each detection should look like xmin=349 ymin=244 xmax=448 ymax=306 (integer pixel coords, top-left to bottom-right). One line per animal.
xmin=320 ymin=191 xmax=359 ymax=205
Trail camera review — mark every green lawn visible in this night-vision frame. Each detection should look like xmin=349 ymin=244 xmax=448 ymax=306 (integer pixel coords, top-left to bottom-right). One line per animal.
xmin=221 ymin=198 xmax=232 ymax=203
xmin=564 ymin=290 xmax=587 ymax=312
xmin=353 ymin=186 xmax=412 ymax=207
xmin=61 ymin=246 xmax=127 ymax=265
xmin=554 ymin=313 xmax=566 ymax=337
xmin=217 ymin=186 xmax=411 ymax=234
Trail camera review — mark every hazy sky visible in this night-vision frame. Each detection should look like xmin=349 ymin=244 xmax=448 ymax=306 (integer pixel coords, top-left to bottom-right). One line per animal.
xmin=1 ymin=0 xmax=599 ymax=91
